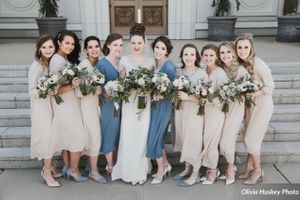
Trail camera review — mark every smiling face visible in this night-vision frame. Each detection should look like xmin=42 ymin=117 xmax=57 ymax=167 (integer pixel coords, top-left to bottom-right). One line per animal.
xmin=236 ymin=39 xmax=252 ymax=60
xmin=154 ymin=41 xmax=168 ymax=61
xmin=130 ymin=35 xmax=145 ymax=55
xmin=182 ymin=47 xmax=197 ymax=67
xmin=202 ymin=48 xmax=218 ymax=67
xmin=219 ymin=45 xmax=235 ymax=66
xmin=58 ymin=35 xmax=75 ymax=55
xmin=107 ymin=38 xmax=123 ymax=57
xmin=86 ymin=40 xmax=101 ymax=59
xmin=39 ymin=39 xmax=55 ymax=60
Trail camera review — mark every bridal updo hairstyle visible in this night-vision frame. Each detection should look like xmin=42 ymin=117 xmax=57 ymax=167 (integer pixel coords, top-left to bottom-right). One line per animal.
xmin=129 ymin=23 xmax=146 ymax=41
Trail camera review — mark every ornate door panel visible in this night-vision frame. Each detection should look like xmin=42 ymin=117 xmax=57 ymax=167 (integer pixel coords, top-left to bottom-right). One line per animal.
xmin=110 ymin=0 xmax=167 ymax=35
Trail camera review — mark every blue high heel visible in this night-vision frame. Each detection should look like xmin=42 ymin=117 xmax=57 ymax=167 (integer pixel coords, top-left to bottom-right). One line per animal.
xmin=178 ymin=173 xmax=201 ymax=187
xmin=66 ymin=169 xmax=88 ymax=182
xmin=173 ymin=168 xmax=191 ymax=181
xmin=62 ymin=166 xmax=69 ymax=178
xmin=89 ymin=171 xmax=108 ymax=184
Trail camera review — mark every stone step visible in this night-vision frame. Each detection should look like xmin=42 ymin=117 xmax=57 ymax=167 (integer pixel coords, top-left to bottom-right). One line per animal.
xmin=271 ymin=104 xmax=300 ymax=122
xmin=0 ymin=103 xmax=298 ymax=126
xmin=2 ymin=121 xmax=300 ymax=149
xmin=0 ymin=109 xmax=30 ymax=127
xmin=273 ymin=89 xmax=300 ymax=104
xmin=268 ymin=62 xmax=300 ymax=74
xmin=0 ymin=93 xmax=29 ymax=108
xmin=0 ymin=77 xmax=28 ymax=92
xmin=0 ymin=65 xmax=29 ymax=78
xmin=1 ymin=141 xmax=300 ymax=169
xmin=0 ymin=127 xmax=30 ymax=147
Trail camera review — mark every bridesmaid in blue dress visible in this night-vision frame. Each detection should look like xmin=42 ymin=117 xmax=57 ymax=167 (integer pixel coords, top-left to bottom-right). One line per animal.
xmin=96 ymin=33 xmax=123 ymax=175
xmin=147 ymin=36 xmax=176 ymax=184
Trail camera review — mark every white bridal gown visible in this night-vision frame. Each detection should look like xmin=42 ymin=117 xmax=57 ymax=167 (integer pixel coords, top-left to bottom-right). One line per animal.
xmin=112 ymin=55 xmax=155 ymax=184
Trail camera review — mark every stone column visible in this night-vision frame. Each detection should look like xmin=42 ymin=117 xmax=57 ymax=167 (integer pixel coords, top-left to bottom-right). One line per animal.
xmin=80 ymin=0 xmax=110 ymax=40
xmin=168 ymin=0 xmax=197 ymax=39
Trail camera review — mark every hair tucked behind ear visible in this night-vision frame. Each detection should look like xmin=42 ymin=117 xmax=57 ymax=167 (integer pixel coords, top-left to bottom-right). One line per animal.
xmin=235 ymin=33 xmax=256 ymax=75
xmin=54 ymin=30 xmax=81 ymax=64
xmin=102 ymin=33 xmax=123 ymax=56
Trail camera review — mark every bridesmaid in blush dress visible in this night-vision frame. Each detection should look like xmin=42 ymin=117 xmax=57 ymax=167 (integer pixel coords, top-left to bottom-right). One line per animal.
xmin=49 ymin=30 xmax=87 ymax=182
xmin=77 ymin=36 xmax=107 ymax=184
xmin=96 ymin=33 xmax=123 ymax=175
xmin=235 ymin=34 xmax=274 ymax=185
xmin=173 ymin=44 xmax=208 ymax=187
xmin=200 ymin=44 xmax=228 ymax=185
xmin=29 ymin=35 xmax=60 ymax=187
xmin=146 ymin=36 xmax=176 ymax=184
xmin=217 ymin=41 xmax=249 ymax=186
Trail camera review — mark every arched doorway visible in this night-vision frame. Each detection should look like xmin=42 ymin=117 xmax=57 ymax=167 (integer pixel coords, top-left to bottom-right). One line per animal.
xmin=109 ymin=0 xmax=167 ymax=35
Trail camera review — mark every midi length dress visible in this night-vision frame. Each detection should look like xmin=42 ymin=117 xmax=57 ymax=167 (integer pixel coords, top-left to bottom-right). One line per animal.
xmin=146 ymin=60 xmax=176 ymax=159
xmin=96 ymin=57 xmax=121 ymax=154
xmin=174 ymin=68 xmax=208 ymax=170
xmin=243 ymin=57 xmax=274 ymax=155
xmin=49 ymin=53 xmax=85 ymax=153
xmin=29 ymin=60 xmax=53 ymax=160
xmin=77 ymin=58 xmax=101 ymax=156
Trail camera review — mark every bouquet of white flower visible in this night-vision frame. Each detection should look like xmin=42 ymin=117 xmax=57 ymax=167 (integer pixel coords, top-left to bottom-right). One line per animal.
xmin=60 ymin=64 xmax=86 ymax=86
xmin=171 ymin=75 xmax=190 ymax=110
xmin=216 ymin=80 xmax=243 ymax=113
xmin=104 ymin=80 xmax=130 ymax=117
xmin=123 ymin=67 xmax=154 ymax=109
xmin=36 ymin=72 xmax=63 ymax=104
xmin=237 ymin=75 xmax=263 ymax=108
xmin=150 ymin=72 xmax=171 ymax=108
xmin=190 ymin=79 xmax=214 ymax=115
xmin=79 ymin=68 xmax=105 ymax=106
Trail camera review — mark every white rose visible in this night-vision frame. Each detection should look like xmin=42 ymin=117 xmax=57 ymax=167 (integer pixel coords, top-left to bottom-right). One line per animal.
xmin=201 ymin=89 xmax=207 ymax=96
xmin=208 ymin=88 xmax=214 ymax=94
xmin=138 ymin=78 xmax=145 ymax=86
xmin=173 ymin=79 xmax=179 ymax=87
xmin=152 ymin=77 xmax=157 ymax=83
xmin=161 ymin=86 xmax=167 ymax=92
xmin=67 ymin=69 xmax=75 ymax=76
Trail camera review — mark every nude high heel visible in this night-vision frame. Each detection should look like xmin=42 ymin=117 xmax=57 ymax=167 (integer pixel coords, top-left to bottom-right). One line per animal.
xmin=41 ymin=168 xmax=61 ymax=187
xmin=243 ymin=169 xmax=264 ymax=185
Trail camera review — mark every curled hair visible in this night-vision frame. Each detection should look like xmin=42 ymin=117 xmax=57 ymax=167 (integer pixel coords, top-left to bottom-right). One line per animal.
xmin=84 ymin=35 xmax=101 ymax=50
xmin=54 ymin=30 xmax=81 ymax=64
xmin=180 ymin=43 xmax=201 ymax=69
xmin=129 ymin=23 xmax=145 ymax=41
xmin=152 ymin=35 xmax=173 ymax=56
xmin=235 ymin=33 xmax=256 ymax=75
xmin=201 ymin=44 xmax=221 ymax=66
xmin=218 ymin=41 xmax=240 ymax=80
xmin=35 ymin=34 xmax=55 ymax=67
xmin=102 ymin=33 xmax=123 ymax=56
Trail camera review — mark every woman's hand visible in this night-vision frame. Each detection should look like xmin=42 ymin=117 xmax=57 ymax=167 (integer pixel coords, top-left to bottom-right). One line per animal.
xmin=247 ymin=90 xmax=264 ymax=98
xmin=178 ymin=91 xmax=190 ymax=101
xmin=97 ymin=86 xmax=102 ymax=95
xmin=48 ymin=89 xmax=56 ymax=96
xmin=71 ymin=77 xmax=80 ymax=89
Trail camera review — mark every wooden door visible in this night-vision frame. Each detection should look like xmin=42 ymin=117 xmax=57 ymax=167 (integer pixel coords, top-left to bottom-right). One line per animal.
xmin=110 ymin=0 xmax=167 ymax=35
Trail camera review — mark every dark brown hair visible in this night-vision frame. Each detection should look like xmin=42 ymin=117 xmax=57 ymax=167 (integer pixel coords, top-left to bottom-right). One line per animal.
xmin=180 ymin=43 xmax=201 ymax=69
xmin=84 ymin=35 xmax=101 ymax=50
xmin=54 ymin=30 xmax=81 ymax=64
xmin=152 ymin=35 xmax=173 ymax=56
xmin=102 ymin=33 xmax=123 ymax=56
xmin=35 ymin=34 xmax=55 ymax=67
xmin=129 ymin=23 xmax=145 ymax=41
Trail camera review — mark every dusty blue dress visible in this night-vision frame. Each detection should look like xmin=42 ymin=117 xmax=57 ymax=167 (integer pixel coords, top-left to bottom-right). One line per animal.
xmin=96 ymin=57 xmax=120 ymax=154
xmin=146 ymin=60 xmax=176 ymax=159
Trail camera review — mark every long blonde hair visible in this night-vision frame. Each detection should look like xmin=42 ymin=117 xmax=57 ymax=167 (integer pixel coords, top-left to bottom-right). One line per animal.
xmin=235 ymin=34 xmax=256 ymax=75
xmin=218 ymin=41 xmax=240 ymax=80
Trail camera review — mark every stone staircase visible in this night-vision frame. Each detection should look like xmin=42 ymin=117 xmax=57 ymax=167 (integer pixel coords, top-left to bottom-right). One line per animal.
xmin=0 ymin=63 xmax=300 ymax=168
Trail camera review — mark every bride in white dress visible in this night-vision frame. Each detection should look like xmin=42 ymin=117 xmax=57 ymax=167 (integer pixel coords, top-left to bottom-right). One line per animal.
xmin=112 ymin=24 xmax=155 ymax=185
